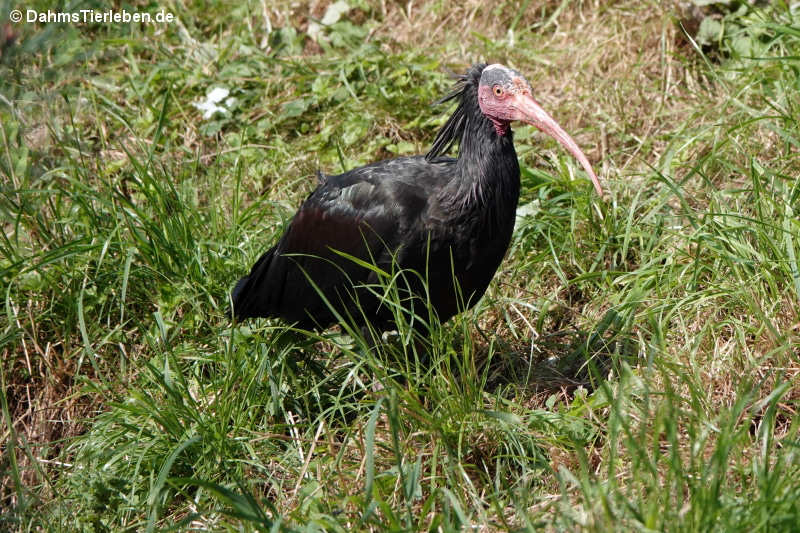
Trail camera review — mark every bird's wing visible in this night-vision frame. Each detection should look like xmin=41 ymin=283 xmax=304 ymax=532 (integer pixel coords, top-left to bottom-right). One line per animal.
xmin=233 ymin=158 xmax=437 ymax=327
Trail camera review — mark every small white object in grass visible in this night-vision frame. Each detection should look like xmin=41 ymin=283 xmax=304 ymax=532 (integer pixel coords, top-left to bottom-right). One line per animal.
xmin=321 ymin=1 xmax=349 ymax=25
xmin=194 ymin=87 xmax=231 ymax=119
xmin=307 ymin=21 xmax=323 ymax=41
xmin=307 ymin=1 xmax=349 ymax=41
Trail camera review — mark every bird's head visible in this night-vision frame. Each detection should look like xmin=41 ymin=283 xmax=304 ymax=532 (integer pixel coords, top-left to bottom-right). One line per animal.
xmin=477 ymin=64 xmax=603 ymax=196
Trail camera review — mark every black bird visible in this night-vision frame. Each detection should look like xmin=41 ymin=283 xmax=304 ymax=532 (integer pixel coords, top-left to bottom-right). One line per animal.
xmin=232 ymin=63 xmax=603 ymax=331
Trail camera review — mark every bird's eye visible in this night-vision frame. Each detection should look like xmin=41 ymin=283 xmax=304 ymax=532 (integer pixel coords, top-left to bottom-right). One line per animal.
xmin=493 ymin=85 xmax=504 ymax=97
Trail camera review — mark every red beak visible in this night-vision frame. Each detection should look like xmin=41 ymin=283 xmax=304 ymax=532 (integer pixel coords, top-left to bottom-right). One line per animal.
xmin=512 ymin=93 xmax=603 ymax=196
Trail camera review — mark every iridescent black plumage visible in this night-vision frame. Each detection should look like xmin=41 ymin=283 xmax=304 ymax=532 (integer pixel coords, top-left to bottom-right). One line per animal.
xmin=232 ymin=63 xmax=600 ymax=330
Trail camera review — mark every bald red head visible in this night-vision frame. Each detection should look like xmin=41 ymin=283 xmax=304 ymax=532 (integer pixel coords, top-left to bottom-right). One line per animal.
xmin=477 ymin=64 xmax=603 ymax=196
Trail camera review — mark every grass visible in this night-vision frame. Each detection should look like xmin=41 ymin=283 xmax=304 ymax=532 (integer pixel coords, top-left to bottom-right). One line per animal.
xmin=2 ymin=0 xmax=800 ymax=530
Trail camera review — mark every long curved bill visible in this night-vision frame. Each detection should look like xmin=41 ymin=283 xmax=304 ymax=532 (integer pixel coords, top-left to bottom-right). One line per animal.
xmin=513 ymin=93 xmax=604 ymax=196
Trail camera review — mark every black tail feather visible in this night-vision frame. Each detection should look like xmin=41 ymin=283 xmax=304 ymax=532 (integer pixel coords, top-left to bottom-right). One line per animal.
xmin=229 ymin=275 xmax=250 ymax=320
xmin=230 ymin=246 xmax=277 ymax=321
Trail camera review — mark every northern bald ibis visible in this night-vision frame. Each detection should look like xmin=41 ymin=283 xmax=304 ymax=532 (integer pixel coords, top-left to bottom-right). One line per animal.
xmin=232 ymin=63 xmax=602 ymax=331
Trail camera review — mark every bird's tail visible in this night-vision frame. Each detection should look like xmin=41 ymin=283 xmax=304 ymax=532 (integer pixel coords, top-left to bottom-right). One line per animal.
xmin=230 ymin=246 xmax=277 ymax=321
xmin=230 ymin=276 xmax=250 ymax=317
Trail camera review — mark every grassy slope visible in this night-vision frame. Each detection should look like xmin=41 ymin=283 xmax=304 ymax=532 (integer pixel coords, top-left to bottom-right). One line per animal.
xmin=2 ymin=0 xmax=799 ymax=530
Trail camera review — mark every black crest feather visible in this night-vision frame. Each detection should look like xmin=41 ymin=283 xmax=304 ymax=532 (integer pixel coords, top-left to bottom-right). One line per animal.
xmin=425 ymin=63 xmax=487 ymax=162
